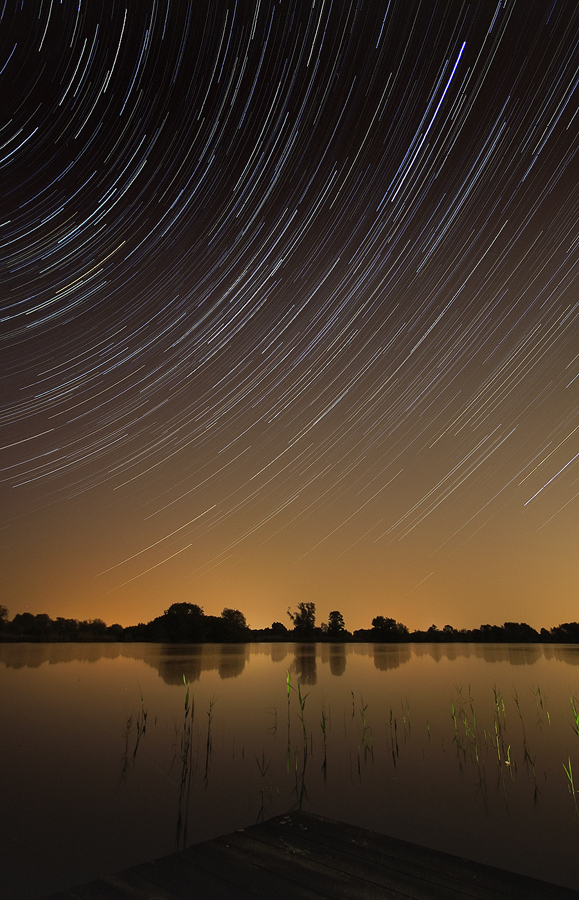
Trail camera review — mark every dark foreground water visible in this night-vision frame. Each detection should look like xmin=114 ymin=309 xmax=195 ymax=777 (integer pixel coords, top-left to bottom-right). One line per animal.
xmin=1 ymin=641 xmax=579 ymax=897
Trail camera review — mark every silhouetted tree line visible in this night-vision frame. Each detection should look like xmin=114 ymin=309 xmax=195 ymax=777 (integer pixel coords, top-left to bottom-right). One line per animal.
xmin=1 ymin=601 xmax=578 ymax=644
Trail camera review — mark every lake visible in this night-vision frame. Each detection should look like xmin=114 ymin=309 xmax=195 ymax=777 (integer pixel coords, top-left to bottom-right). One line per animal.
xmin=1 ymin=641 xmax=579 ymax=897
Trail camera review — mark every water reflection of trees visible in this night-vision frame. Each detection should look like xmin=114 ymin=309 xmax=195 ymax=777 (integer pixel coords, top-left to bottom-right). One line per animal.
xmin=373 ymin=644 xmax=411 ymax=671
xmin=292 ymin=643 xmax=317 ymax=684
xmin=156 ymin=650 xmax=203 ymax=684
xmin=543 ymin=644 xmax=579 ymax=665
xmin=473 ymin=644 xmax=542 ymax=666
xmin=6 ymin=641 xmax=579 ymax=678
xmin=319 ymin=642 xmax=347 ymax=676
xmin=153 ymin=645 xmax=248 ymax=684
xmin=218 ymin=645 xmax=248 ymax=679
xmin=412 ymin=642 xmax=544 ymax=666
xmin=329 ymin=644 xmax=347 ymax=676
xmin=270 ymin=642 xmax=290 ymax=663
xmin=0 ymin=642 xmax=123 ymax=669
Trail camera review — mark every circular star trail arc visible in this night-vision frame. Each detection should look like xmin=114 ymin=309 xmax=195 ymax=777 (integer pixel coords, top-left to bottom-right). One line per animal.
xmin=1 ymin=0 xmax=578 ymax=630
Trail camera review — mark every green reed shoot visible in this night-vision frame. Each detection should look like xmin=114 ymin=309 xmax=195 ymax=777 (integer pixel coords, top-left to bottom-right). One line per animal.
xmin=134 ymin=686 xmax=148 ymax=751
xmin=286 ymin=674 xmax=310 ymax=765
xmin=360 ymin=698 xmax=372 ymax=758
xmin=451 ymin=701 xmax=458 ymax=731
xmin=570 ymin=696 xmax=579 ymax=737
xmin=493 ymin=717 xmax=501 ymax=763
xmin=468 ymin=686 xmax=476 ymax=725
xmin=175 ymin=675 xmax=195 ymax=848
xmin=513 ymin=689 xmax=536 ymax=783
xmin=296 ymin=681 xmax=310 ymax=749
xmin=286 ymin=670 xmax=291 ymax=750
xmin=531 ymin=685 xmax=550 ymax=727
xmin=450 ymin=701 xmax=465 ymax=759
xmin=563 ymin=756 xmax=579 ymax=819
xmin=493 ymin=685 xmax=506 ymax=727
xmin=180 ymin=674 xmax=194 ymax=783
xmin=504 ymin=743 xmax=514 ymax=778
xmin=450 ymin=690 xmax=480 ymax=765
xmin=320 ymin=704 xmax=329 ymax=748
xmin=402 ymin=698 xmax=410 ymax=734
xmin=183 ymin=673 xmax=191 ymax=718
xmin=320 ymin=704 xmax=328 ymax=779
xmin=461 ymin=711 xmax=479 ymax=764
xmin=204 ymin=697 xmax=216 ymax=783
xmin=120 ymin=712 xmax=133 ymax=780
xmin=387 ymin=707 xmax=399 ymax=764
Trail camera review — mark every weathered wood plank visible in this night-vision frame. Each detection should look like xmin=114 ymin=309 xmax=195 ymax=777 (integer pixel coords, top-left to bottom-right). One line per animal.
xmin=42 ymin=881 xmax=134 ymax=900
xmin=42 ymin=811 xmax=579 ymax=900
xmin=192 ymin=831 xmax=384 ymax=899
xmin=177 ymin=839 xmax=329 ymax=899
xmin=251 ymin=812 xmax=576 ymax=900
xmin=111 ymin=841 xmax=321 ymax=900
xmin=208 ymin=826 xmax=413 ymax=899
xmin=251 ymin=812 xmax=579 ymax=899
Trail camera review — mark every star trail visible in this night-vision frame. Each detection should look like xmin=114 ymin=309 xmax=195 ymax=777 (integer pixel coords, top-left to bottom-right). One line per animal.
xmin=1 ymin=0 xmax=578 ymax=631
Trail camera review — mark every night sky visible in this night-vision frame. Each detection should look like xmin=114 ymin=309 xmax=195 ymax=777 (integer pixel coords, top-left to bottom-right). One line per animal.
xmin=1 ymin=1 xmax=578 ymax=632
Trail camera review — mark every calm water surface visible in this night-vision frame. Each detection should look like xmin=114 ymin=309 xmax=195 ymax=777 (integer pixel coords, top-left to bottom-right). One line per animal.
xmin=1 ymin=641 xmax=579 ymax=897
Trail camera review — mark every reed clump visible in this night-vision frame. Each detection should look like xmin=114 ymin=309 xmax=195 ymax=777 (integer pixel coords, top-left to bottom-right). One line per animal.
xmin=130 ymin=673 xmax=579 ymax=834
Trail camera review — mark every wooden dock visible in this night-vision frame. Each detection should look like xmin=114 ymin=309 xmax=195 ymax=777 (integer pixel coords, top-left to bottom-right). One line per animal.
xmin=44 ymin=810 xmax=578 ymax=899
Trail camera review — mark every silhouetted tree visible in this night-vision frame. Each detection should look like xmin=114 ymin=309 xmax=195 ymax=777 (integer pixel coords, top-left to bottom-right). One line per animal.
xmin=78 ymin=618 xmax=107 ymax=640
xmin=550 ymin=622 xmax=579 ymax=643
xmin=477 ymin=623 xmax=504 ymax=642
xmin=11 ymin=612 xmax=52 ymax=638
xmin=287 ymin=602 xmax=316 ymax=636
xmin=54 ymin=617 xmax=79 ymax=640
xmin=270 ymin=621 xmax=288 ymax=636
xmin=107 ymin=623 xmax=125 ymax=640
xmin=371 ymin=616 xmax=409 ymax=641
xmin=327 ymin=610 xmax=346 ymax=635
xmin=502 ymin=621 xmax=540 ymax=642
xmin=219 ymin=608 xmax=250 ymax=641
xmin=163 ymin=602 xmax=205 ymax=641
xmin=0 ymin=605 xmax=8 ymax=632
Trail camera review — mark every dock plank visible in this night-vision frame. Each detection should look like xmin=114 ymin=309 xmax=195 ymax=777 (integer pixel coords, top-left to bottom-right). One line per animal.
xmin=252 ymin=813 xmax=567 ymax=900
xmin=42 ymin=811 xmax=579 ymax=900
